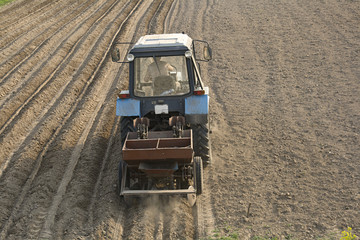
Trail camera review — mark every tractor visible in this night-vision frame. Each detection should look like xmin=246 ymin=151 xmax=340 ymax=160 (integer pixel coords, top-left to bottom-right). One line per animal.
xmin=112 ymin=33 xmax=212 ymax=206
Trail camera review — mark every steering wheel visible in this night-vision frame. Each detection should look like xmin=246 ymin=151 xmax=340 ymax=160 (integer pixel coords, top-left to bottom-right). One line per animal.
xmin=160 ymin=89 xmax=175 ymax=96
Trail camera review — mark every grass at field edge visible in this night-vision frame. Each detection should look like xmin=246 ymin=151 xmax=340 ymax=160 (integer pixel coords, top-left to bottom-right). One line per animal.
xmin=0 ymin=0 xmax=15 ymax=7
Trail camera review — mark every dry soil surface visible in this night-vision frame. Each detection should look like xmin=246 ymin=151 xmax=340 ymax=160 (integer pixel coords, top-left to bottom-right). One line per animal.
xmin=0 ymin=0 xmax=359 ymax=239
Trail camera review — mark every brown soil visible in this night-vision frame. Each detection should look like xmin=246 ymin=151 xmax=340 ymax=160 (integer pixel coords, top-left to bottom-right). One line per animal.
xmin=0 ymin=0 xmax=359 ymax=239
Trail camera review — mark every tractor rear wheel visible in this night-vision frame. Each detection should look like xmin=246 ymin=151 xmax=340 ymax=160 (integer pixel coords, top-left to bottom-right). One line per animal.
xmin=120 ymin=116 xmax=136 ymax=146
xmin=192 ymin=123 xmax=211 ymax=165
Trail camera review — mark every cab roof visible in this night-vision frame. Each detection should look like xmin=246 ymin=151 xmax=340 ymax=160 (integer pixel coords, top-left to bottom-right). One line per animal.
xmin=131 ymin=33 xmax=193 ymax=52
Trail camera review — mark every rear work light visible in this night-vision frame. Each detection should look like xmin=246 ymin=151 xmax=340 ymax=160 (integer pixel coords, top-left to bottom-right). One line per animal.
xmin=118 ymin=90 xmax=130 ymax=99
xmin=193 ymin=89 xmax=205 ymax=95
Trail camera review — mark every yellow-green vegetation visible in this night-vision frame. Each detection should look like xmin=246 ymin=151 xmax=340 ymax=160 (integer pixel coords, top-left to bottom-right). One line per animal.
xmin=341 ymin=227 xmax=358 ymax=240
xmin=204 ymin=226 xmax=240 ymax=240
xmin=0 ymin=0 xmax=14 ymax=7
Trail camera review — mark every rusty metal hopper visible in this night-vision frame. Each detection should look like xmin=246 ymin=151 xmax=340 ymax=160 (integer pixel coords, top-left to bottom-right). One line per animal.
xmin=122 ymin=130 xmax=193 ymax=165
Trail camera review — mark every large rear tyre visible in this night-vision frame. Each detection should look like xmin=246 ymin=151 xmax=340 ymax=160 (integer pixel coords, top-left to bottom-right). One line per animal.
xmin=120 ymin=116 xmax=136 ymax=146
xmin=194 ymin=156 xmax=203 ymax=195
xmin=192 ymin=123 xmax=211 ymax=165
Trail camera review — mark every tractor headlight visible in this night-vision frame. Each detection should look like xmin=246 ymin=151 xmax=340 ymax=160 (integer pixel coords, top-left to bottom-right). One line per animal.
xmin=185 ymin=51 xmax=192 ymax=58
xmin=127 ymin=54 xmax=134 ymax=62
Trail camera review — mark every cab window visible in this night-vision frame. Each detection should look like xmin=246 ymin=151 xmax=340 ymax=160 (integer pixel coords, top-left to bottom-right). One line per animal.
xmin=134 ymin=56 xmax=190 ymax=97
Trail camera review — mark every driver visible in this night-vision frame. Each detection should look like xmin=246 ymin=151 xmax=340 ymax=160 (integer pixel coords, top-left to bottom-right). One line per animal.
xmin=145 ymin=57 xmax=175 ymax=82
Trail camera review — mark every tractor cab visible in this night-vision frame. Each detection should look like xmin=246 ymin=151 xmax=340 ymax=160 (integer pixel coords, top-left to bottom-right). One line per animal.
xmin=126 ymin=34 xmax=211 ymax=99
xmin=113 ymin=33 xmax=211 ymax=97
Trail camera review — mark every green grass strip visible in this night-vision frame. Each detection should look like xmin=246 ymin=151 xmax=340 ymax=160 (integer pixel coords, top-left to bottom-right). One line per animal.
xmin=0 ymin=0 xmax=15 ymax=7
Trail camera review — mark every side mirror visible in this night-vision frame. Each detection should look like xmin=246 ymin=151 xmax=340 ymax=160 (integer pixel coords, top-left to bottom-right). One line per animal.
xmin=110 ymin=42 xmax=134 ymax=63
xmin=203 ymin=46 xmax=212 ymax=61
xmin=111 ymin=47 xmax=121 ymax=62
xmin=194 ymin=39 xmax=212 ymax=62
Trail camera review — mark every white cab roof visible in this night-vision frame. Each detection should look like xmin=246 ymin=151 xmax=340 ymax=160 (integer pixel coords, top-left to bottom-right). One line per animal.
xmin=133 ymin=33 xmax=193 ymax=50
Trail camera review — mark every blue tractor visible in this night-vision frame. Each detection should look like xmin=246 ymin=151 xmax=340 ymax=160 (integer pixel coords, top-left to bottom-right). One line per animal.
xmin=112 ymin=33 xmax=212 ymax=205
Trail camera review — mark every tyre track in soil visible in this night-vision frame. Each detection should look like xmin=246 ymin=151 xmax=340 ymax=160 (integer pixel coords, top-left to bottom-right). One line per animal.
xmin=0 ymin=0 xmax=143 ymax=238
xmin=0 ymin=0 xmax=122 ymax=174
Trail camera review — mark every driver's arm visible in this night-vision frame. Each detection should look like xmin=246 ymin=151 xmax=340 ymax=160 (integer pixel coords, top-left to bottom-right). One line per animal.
xmin=165 ymin=63 xmax=175 ymax=72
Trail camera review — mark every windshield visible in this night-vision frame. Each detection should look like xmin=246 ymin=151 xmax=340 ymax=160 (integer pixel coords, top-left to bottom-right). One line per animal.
xmin=133 ymin=56 xmax=190 ymax=97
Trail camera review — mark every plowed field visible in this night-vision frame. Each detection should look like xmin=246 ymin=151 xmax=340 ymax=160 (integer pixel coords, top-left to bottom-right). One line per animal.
xmin=0 ymin=0 xmax=359 ymax=239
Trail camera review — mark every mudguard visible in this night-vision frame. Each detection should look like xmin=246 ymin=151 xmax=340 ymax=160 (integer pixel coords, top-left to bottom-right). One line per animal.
xmin=185 ymin=87 xmax=209 ymax=124
xmin=116 ymin=98 xmax=140 ymax=117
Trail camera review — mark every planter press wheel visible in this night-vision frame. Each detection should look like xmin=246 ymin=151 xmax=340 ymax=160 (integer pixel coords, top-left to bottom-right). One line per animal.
xmin=194 ymin=156 xmax=203 ymax=194
xmin=187 ymin=156 xmax=203 ymax=206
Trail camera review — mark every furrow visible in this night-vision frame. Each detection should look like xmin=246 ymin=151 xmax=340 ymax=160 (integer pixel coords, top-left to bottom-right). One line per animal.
xmin=162 ymin=198 xmax=195 ymax=239
xmin=163 ymin=0 xmax=178 ymax=33
xmin=38 ymin=2 xmax=142 ymax=237
xmin=0 ymin=0 xmax=53 ymax=31
xmin=0 ymin=0 xmax=103 ymax=103
xmin=0 ymin=0 xmax=121 ymax=168
xmin=0 ymin=0 xmax=143 ymax=239
xmin=0 ymin=0 xmax=138 ymax=236
xmin=195 ymin=175 xmax=216 ymax=238
xmin=86 ymin=2 xmax=158 ymax=238
xmin=0 ymin=0 xmax=80 ymax=51
xmin=147 ymin=0 xmax=167 ymax=34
